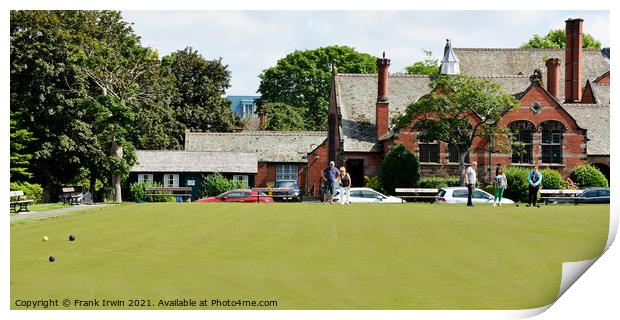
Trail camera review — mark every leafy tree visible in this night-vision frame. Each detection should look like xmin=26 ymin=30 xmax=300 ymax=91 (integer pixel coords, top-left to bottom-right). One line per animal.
xmin=380 ymin=144 xmax=421 ymax=194
xmin=163 ymin=47 xmax=236 ymax=141
xmin=258 ymin=45 xmax=376 ymax=130
xmin=521 ymin=29 xmax=602 ymax=49
xmin=405 ymin=50 xmax=439 ymax=75
xmin=10 ymin=112 xmax=36 ymax=181
xmin=260 ymin=102 xmax=306 ymax=131
xmin=393 ymin=75 xmax=520 ymax=184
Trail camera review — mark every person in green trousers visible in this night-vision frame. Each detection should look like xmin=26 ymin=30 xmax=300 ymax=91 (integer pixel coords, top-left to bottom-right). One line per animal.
xmin=493 ymin=167 xmax=507 ymax=207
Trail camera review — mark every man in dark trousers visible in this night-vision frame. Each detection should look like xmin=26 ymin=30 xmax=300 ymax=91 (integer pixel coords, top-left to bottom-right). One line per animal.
xmin=322 ymin=161 xmax=340 ymax=204
xmin=463 ymin=161 xmax=478 ymax=207
xmin=527 ymin=165 xmax=543 ymax=207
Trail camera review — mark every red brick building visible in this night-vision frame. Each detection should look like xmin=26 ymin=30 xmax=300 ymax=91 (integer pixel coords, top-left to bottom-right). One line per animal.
xmin=184 ymin=131 xmax=328 ymax=195
xmin=328 ymin=18 xmax=610 ymax=185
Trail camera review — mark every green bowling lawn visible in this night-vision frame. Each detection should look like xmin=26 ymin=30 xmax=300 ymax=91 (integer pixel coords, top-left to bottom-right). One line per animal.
xmin=10 ymin=203 xmax=609 ymax=310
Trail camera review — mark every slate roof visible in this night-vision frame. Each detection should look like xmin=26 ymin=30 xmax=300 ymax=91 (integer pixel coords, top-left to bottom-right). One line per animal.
xmin=562 ymin=105 xmax=609 ymax=155
xmin=454 ymin=48 xmax=610 ymax=100
xmin=335 ymin=73 xmax=530 ymax=152
xmin=184 ymin=131 xmax=327 ymax=163
xmin=590 ymin=83 xmax=610 ymax=106
xmin=131 ymin=150 xmax=258 ymax=173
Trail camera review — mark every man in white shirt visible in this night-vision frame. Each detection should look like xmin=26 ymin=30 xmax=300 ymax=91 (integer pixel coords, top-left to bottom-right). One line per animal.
xmin=463 ymin=161 xmax=478 ymax=207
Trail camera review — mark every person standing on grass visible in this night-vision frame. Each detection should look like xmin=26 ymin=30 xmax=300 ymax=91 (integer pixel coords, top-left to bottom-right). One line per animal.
xmin=493 ymin=167 xmax=507 ymax=207
xmin=463 ymin=161 xmax=477 ymax=207
xmin=337 ymin=166 xmax=352 ymax=205
xmin=322 ymin=160 xmax=340 ymax=204
xmin=527 ymin=165 xmax=543 ymax=207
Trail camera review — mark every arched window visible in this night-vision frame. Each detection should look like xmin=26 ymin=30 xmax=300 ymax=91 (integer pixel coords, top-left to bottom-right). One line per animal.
xmin=540 ymin=121 xmax=565 ymax=164
xmin=509 ymin=120 xmax=535 ymax=164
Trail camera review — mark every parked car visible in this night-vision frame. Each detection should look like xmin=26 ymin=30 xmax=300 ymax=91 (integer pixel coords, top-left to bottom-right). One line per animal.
xmin=273 ymin=180 xmax=302 ymax=202
xmin=434 ymin=187 xmax=515 ymax=205
xmin=333 ymin=187 xmax=404 ymax=204
xmin=547 ymin=188 xmax=610 ymax=204
xmin=195 ymin=189 xmax=274 ymax=203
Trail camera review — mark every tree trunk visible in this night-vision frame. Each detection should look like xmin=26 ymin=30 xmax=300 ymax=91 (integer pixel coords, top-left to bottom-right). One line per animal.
xmin=458 ymin=150 xmax=467 ymax=186
xmin=110 ymin=129 xmax=123 ymax=203
xmin=89 ymin=167 xmax=97 ymax=203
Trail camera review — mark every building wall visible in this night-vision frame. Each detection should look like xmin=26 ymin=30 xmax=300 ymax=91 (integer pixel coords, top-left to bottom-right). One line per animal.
xmin=227 ymin=95 xmax=260 ymax=118
xmin=304 ymin=139 xmax=329 ymax=195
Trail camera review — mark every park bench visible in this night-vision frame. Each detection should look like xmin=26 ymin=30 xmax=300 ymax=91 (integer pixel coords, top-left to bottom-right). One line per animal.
xmin=540 ymin=189 xmax=583 ymax=205
xmin=145 ymin=187 xmax=192 ymax=202
xmin=252 ymin=187 xmax=296 ymax=203
xmin=10 ymin=190 xmax=33 ymax=213
xmin=61 ymin=187 xmax=82 ymax=205
xmin=395 ymin=188 xmax=440 ymax=203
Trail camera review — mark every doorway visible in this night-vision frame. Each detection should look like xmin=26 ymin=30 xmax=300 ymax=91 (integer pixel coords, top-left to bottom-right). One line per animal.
xmin=345 ymin=159 xmax=365 ymax=187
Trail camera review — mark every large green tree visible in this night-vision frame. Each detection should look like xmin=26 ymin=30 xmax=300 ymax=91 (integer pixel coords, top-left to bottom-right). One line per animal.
xmin=405 ymin=50 xmax=439 ymax=75
xmin=10 ymin=112 xmax=36 ymax=181
xmin=260 ymin=102 xmax=306 ymax=131
xmin=393 ymin=75 xmax=520 ymax=184
xmin=521 ymin=29 xmax=602 ymax=49
xmin=163 ymin=47 xmax=236 ymax=141
xmin=258 ymin=46 xmax=376 ymax=131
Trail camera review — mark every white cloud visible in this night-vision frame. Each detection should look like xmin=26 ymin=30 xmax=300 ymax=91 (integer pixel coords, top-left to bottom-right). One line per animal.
xmin=122 ymin=11 xmax=609 ymax=95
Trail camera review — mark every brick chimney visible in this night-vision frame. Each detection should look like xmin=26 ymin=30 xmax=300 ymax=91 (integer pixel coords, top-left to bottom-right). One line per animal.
xmin=376 ymin=52 xmax=390 ymax=139
xmin=565 ymin=18 xmax=584 ymax=103
xmin=545 ymin=58 xmax=561 ymax=99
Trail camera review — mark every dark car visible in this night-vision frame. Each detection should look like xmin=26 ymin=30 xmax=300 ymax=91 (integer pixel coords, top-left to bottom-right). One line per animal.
xmin=195 ymin=189 xmax=274 ymax=203
xmin=548 ymin=188 xmax=610 ymax=204
xmin=273 ymin=180 xmax=302 ymax=202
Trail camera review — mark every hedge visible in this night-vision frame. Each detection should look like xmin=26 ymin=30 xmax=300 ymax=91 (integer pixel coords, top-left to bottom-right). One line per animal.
xmin=570 ymin=163 xmax=608 ymax=188
xmin=200 ymin=172 xmax=248 ymax=197
xmin=503 ymin=166 xmax=530 ymax=203
xmin=418 ymin=176 xmax=461 ymax=189
xmin=364 ymin=176 xmax=385 ymax=194
xmin=539 ymin=169 xmax=567 ymax=190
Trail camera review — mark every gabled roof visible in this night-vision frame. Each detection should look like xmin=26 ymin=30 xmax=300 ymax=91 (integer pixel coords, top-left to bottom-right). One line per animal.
xmin=454 ymin=48 xmax=610 ymax=100
xmin=131 ymin=150 xmax=258 ymax=173
xmin=185 ymin=131 xmax=327 ymax=163
xmin=335 ymin=73 xmax=530 ymax=152
xmin=562 ymin=105 xmax=609 ymax=155
xmin=591 ymin=83 xmax=610 ymax=106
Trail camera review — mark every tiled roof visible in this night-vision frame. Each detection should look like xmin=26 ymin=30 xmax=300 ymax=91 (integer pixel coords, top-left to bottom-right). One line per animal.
xmin=184 ymin=131 xmax=327 ymax=162
xmin=131 ymin=150 xmax=258 ymax=173
xmin=335 ymin=73 xmax=530 ymax=152
xmin=591 ymin=83 xmax=610 ymax=106
xmin=562 ymin=105 xmax=609 ymax=155
xmin=454 ymin=48 xmax=610 ymax=100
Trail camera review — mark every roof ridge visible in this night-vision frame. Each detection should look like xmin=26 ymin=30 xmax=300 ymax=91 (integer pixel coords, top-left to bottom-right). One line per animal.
xmin=454 ymin=47 xmax=603 ymax=52
xmin=337 ymin=73 xmax=528 ymax=79
xmin=187 ymin=131 xmax=327 ymax=136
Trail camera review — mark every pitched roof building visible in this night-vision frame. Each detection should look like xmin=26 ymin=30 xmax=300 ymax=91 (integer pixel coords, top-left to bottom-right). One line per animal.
xmin=328 ymin=18 xmax=610 ymax=185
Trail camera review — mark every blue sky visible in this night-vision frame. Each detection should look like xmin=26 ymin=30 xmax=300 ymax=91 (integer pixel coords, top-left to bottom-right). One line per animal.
xmin=121 ymin=11 xmax=609 ymax=96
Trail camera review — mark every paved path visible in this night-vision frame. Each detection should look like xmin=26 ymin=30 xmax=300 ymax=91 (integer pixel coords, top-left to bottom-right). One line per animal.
xmin=10 ymin=204 xmax=112 ymax=222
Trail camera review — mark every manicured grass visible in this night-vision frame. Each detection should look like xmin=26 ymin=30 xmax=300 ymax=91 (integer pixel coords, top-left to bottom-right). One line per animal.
xmin=10 ymin=203 xmax=70 ymax=215
xmin=10 ymin=203 xmax=608 ymax=310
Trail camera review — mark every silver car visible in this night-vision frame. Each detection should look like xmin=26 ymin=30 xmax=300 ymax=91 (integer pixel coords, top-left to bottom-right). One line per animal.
xmin=434 ymin=187 xmax=515 ymax=205
xmin=333 ymin=187 xmax=404 ymax=204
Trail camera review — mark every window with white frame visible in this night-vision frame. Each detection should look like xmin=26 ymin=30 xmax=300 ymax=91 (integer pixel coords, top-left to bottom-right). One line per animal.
xmin=163 ymin=174 xmax=179 ymax=188
xmin=276 ymin=164 xmax=298 ymax=182
xmin=138 ymin=174 xmax=154 ymax=183
xmin=233 ymin=175 xmax=249 ymax=186
xmin=242 ymin=103 xmax=256 ymax=118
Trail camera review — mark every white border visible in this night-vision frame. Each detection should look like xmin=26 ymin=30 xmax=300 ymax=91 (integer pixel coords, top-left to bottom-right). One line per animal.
xmin=3 ymin=1 xmax=616 ymax=319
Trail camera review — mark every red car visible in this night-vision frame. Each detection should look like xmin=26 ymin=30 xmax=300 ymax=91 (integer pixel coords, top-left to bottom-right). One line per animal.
xmin=195 ymin=189 xmax=274 ymax=203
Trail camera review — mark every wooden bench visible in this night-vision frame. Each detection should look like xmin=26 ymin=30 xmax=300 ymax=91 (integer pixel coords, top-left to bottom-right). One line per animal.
xmin=395 ymin=188 xmax=440 ymax=203
xmin=10 ymin=190 xmax=33 ymax=213
xmin=145 ymin=187 xmax=192 ymax=202
xmin=252 ymin=187 xmax=296 ymax=203
xmin=540 ymin=189 xmax=583 ymax=204
xmin=61 ymin=187 xmax=81 ymax=205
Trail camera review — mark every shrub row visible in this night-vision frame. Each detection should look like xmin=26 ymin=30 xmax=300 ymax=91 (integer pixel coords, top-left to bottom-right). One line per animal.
xmin=200 ymin=172 xmax=248 ymax=197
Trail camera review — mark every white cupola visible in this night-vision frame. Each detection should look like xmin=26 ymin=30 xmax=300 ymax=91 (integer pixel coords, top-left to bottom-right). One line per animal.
xmin=440 ymin=39 xmax=460 ymax=75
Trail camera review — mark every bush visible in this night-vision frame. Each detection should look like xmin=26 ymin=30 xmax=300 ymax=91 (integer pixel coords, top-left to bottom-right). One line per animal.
xmin=540 ymin=169 xmax=567 ymax=190
xmin=418 ymin=176 xmax=460 ymax=189
xmin=10 ymin=181 xmax=43 ymax=203
xmin=503 ymin=166 xmax=529 ymax=203
xmin=570 ymin=163 xmax=608 ymax=188
xmin=364 ymin=176 xmax=385 ymax=194
xmin=381 ymin=144 xmax=420 ymax=194
xmin=130 ymin=181 xmax=157 ymax=202
xmin=484 ymin=184 xmax=495 ymax=195
xmin=200 ymin=172 xmax=248 ymax=197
